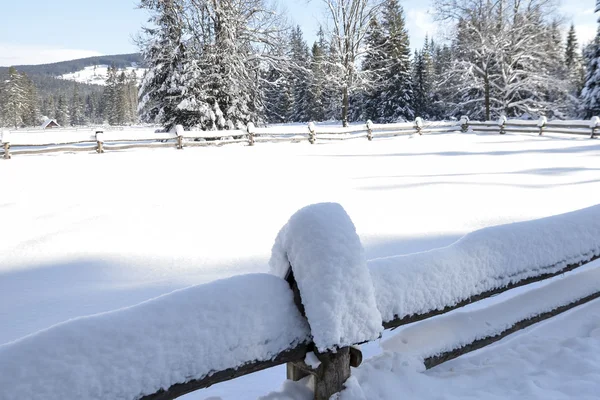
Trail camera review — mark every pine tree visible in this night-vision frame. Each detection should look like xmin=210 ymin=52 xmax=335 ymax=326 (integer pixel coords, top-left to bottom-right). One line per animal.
xmin=103 ymin=65 xmax=120 ymax=125
xmin=430 ymin=42 xmax=452 ymax=118
xmin=289 ymin=26 xmax=311 ymax=122
xmin=116 ymin=71 xmax=132 ymax=125
xmin=85 ymin=92 xmax=102 ymax=124
xmin=2 ymin=67 xmax=27 ymax=128
xmin=21 ymin=73 xmax=40 ymax=127
xmin=361 ymin=17 xmax=386 ymax=121
xmin=263 ymin=55 xmax=292 ymax=123
xmin=128 ymin=70 xmax=139 ymax=124
xmin=307 ymin=27 xmax=328 ymax=122
xmin=413 ymin=37 xmax=434 ymax=119
xmin=565 ymin=24 xmax=578 ymax=70
xmin=55 ymin=95 xmax=69 ymax=126
xmin=580 ymin=8 xmax=600 ymax=119
xmin=70 ymin=83 xmax=86 ymax=126
xmin=307 ymin=42 xmax=325 ymax=122
xmin=137 ymin=0 xmax=186 ymax=128
xmin=323 ymin=39 xmax=343 ymax=121
xmin=379 ymin=0 xmax=413 ymax=122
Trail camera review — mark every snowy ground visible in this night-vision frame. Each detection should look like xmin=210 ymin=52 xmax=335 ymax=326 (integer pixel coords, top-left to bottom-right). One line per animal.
xmin=1 ymin=130 xmax=600 ymax=399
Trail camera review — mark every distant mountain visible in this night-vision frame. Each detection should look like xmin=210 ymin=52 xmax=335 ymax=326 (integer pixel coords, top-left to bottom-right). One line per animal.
xmin=0 ymin=53 xmax=146 ymax=102
xmin=60 ymin=65 xmax=146 ymax=86
xmin=1 ymin=53 xmax=144 ymax=77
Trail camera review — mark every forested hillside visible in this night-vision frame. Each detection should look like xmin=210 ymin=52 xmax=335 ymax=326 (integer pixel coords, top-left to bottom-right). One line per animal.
xmin=0 ymin=54 xmax=143 ymax=77
xmin=0 ymin=54 xmax=141 ymax=128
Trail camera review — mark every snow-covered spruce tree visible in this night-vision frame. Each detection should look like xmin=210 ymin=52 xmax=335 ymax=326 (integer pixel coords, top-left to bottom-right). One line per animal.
xmin=412 ymin=37 xmax=434 ymax=119
xmin=580 ymin=4 xmax=600 ymax=119
xmin=307 ymin=27 xmax=328 ymax=122
xmin=103 ymin=65 xmax=120 ymax=125
xmin=137 ymin=0 xmax=187 ymax=128
xmin=262 ymin=43 xmax=292 ymax=124
xmin=1 ymin=67 xmax=27 ymax=128
xmin=115 ymin=71 xmax=130 ymax=125
xmin=139 ymin=0 xmax=285 ymax=130
xmin=565 ymin=23 xmax=585 ymax=98
xmin=21 ymin=73 xmax=40 ymax=127
xmin=541 ymin=19 xmax=571 ymax=118
xmin=378 ymin=0 xmax=413 ymax=122
xmin=321 ymin=0 xmax=383 ymax=126
xmin=321 ymin=30 xmax=343 ymax=121
xmin=360 ymin=17 xmax=386 ymax=122
xmin=70 ymin=83 xmax=86 ymax=126
xmin=55 ymin=95 xmax=69 ymax=127
xmin=127 ymin=70 xmax=139 ymax=124
xmin=288 ymin=26 xmax=312 ymax=123
xmin=430 ymin=42 xmax=453 ymax=119
xmin=41 ymin=96 xmax=56 ymax=121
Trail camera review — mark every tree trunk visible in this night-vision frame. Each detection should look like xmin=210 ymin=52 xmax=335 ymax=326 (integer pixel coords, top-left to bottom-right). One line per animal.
xmin=484 ymin=72 xmax=490 ymax=121
xmin=342 ymin=86 xmax=349 ymax=127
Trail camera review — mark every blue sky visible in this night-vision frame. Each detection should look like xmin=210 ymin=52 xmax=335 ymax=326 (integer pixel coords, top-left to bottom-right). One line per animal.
xmin=1 ymin=0 xmax=598 ymax=66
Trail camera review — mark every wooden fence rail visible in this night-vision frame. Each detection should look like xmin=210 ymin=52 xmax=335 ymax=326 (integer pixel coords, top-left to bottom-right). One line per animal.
xmin=1 ymin=116 xmax=599 ymax=159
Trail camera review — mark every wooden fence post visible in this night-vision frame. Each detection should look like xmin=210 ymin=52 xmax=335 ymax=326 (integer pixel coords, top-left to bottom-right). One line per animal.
xmin=460 ymin=115 xmax=469 ymax=133
xmin=308 ymin=122 xmax=316 ymax=144
xmin=590 ymin=117 xmax=599 ymax=139
xmin=1 ymin=131 xmax=11 ymax=160
xmin=414 ymin=117 xmax=423 ymax=135
xmin=247 ymin=123 xmax=255 ymax=146
xmin=284 ymin=267 xmax=362 ymax=400
xmin=537 ymin=116 xmax=547 ymax=136
xmin=366 ymin=120 xmax=373 ymax=141
xmin=95 ymin=131 xmax=104 ymax=154
xmin=498 ymin=115 xmax=507 ymax=135
xmin=175 ymin=125 xmax=184 ymax=149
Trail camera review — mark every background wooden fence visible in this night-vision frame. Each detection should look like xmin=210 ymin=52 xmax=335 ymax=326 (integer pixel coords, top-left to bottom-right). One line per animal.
xmin=3 ymin=116 xmax=597 ymax=159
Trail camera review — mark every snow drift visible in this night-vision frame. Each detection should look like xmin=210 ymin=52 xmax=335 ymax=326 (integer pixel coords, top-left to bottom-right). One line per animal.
xmin=0 ymin=274 xmax=310 ymax=400
xmin=369 ymin=204 xmax=600 ymax=322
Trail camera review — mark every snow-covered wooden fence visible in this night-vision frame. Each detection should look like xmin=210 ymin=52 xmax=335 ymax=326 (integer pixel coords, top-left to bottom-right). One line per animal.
xmin=2 ymin=203 xmax=600 ymax=400
xmin=465 ymin=116 xmax=600 ymax=138
xmin=1 ymin=117 xmax=599 ymax=159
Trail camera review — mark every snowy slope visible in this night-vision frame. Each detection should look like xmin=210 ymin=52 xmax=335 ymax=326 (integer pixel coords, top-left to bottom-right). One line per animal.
xmin=1 ymin=131 xmax=600 ymax=399
xmin=60 ymin=64 xmax=146 ymax=86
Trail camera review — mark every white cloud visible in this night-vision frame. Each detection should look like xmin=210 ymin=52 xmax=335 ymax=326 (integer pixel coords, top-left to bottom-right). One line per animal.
xmin=0 ymin=44 xmax=103 ymax=67
xmin=559 ymin=3 xmax=598 ymax=47
xmin=405 ymin=8 xmax=436 ymax=50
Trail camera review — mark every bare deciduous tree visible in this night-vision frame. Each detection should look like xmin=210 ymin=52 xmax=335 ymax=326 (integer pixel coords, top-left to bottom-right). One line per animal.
xmin=320 ymin=0 xmax=382 ymax=126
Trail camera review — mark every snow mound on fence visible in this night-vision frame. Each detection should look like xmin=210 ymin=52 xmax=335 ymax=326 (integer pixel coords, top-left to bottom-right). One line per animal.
xmin=270 ymin=202 xmax=383 ymax=351
xmin=381 ymin=263 xmax=600 ymax=359
xmin=0 ymin=274 xmax=310 ymax=400
xmin=370 ymin=204 xmax=600 ymax=322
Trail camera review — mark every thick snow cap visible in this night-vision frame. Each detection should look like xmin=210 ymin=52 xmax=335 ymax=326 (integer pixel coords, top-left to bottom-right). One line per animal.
xmin=0 ymin=274 xmax=310 ymax=400
xmin=270 ymin=203 xmax=383 ymax=352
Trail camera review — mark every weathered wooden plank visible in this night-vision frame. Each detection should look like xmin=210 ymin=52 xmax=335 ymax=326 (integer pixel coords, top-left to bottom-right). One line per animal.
xmin=138 ymin=343 xmax=311 ymax=400
xmin=10 ymin=145 xmax=96 ymax=155
xmin=424 ymin=290 xmax=600 ymax=369
xmin=383 ymin=253 xmax=600 ymax=330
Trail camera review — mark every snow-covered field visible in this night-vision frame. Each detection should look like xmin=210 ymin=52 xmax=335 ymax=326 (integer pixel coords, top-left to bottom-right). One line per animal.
xmin=1 ymin=130 xmax=600 ymax=399
xmin=60 ymin=64 xmax=146 ymax=85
